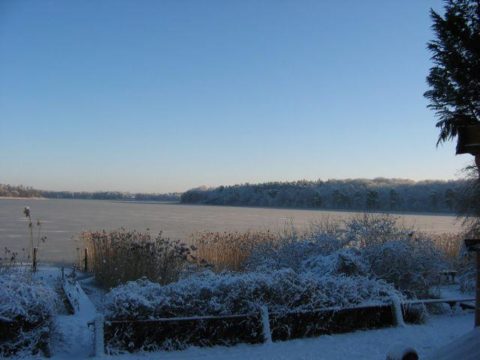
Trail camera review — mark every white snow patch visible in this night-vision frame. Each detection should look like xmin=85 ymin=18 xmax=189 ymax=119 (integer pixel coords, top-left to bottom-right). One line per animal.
xmin=51 ymin=276 xmax=97 ymax=359
xmin=427 ymin=326 xmax=480 ymax=360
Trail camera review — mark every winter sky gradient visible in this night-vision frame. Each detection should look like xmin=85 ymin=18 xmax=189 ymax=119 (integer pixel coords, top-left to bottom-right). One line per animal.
xmin=0 ymin=0 xmax=470 ymax=193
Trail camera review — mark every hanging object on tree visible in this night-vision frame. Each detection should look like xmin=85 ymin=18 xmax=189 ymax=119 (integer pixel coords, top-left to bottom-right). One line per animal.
xmin=456 ymin=125 xmax=480 ymax=156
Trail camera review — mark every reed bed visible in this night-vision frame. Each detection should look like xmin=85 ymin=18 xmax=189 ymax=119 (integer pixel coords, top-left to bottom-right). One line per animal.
xmin=190 ymin=219 xmax=467 ymax=277
xmin=81 ymin=216 xmax=471 ymax=290
xmin=81 ymin=229 xmax=195 ymax=288
xmin=190 ymin=230 xmax=278 ymax=272
xmin=427 ymin=232 xmax=464 ymax=264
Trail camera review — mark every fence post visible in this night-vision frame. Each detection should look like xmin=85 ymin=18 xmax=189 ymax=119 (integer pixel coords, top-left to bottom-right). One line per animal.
xmin=391 ymin=296 xmax=405 ymax=327
xmin=476 ymin=252 xmax=480 ymax=327
xmin=261 ymin=306 xmax=272 ymax=344
xmin=463 ymin=239 xmax=480 ymax=327
xmin=94 ymin=315 xmax=105 ymax=357
xmin=84 ymin=248 xmax=88 ymax=272
xmin=32 ymin=247 xmax=38 ymax=272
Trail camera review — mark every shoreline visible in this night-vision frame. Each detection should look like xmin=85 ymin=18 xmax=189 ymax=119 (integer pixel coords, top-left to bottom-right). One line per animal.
xmin=175 ymin=202 xmax=458 ymax=218
xmin=0 ymin=196 xmax=459 ymax=218
xmin=0 ymin=196 xmax=46 ymax=200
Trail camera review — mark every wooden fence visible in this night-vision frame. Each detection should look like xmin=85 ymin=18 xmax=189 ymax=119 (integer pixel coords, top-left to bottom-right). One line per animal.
xmin=91 ymin=296 xmax=475 ymax=356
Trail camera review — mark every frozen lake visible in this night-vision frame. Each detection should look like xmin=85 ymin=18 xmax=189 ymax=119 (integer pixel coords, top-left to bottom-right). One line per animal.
xmin=0 ymin=198 xmax=463 ymax=263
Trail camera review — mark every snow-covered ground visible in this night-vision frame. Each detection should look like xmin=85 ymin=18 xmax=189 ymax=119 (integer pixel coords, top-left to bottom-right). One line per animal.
xmin=51 ymin=275 xmax=97 ymax=359
xmin=56 ymin=271 xmax=476 ymax=360
xmin=108 ymin=313 xmax=474 ymax=360
xmin=4 ymin=267 xmax=476 ymax=359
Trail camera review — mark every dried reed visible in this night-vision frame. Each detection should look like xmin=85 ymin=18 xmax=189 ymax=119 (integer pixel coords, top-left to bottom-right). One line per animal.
xmin=81 ymin=229 xmax=194 ymax=288
xmin=190 ymin=230 xmax=278 ymax=272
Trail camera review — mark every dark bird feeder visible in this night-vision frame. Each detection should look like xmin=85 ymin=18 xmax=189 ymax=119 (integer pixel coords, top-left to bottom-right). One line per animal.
xmin=456 ymin=124 xmax=480 ymax=155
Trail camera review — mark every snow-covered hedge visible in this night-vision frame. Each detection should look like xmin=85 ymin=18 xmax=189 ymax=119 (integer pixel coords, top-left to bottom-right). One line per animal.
xmin=105 ymin=270 xmax=398 ymax=320
xmin=0 ymin=272 xmax=58 ymax=357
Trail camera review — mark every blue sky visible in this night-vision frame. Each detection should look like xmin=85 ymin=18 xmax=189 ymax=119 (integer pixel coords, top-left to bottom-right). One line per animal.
xmin=0 ymin=0 xmax=471 ymax=193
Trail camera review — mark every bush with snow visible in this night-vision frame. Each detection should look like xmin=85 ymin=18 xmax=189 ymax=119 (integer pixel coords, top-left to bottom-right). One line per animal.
xmin=105 ymin=269 xmax=398 ymax=320
xmin=458 ymin=266 xmax=476 ymax=293
xmin=301 ymin=248 xmax=369 ymax=277
xmin=99 ymin=214 xmax=452 ymax=352
xmin=246 ymin=215 xmax=445 ymax=298
xmin=0 ymin=272 xmax=59 ymax=356
xmin=245 ymin=225 xmax=345 ymax=272
xmin=341 ymin=214 xmax=408 ymax=247
xmin=246 ymin=215 xmax=400 ymax=273
xmin=362 ymin=236 xmax=445 ymax=298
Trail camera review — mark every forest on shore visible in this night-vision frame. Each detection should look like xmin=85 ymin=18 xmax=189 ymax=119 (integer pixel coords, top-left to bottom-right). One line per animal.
xmin=0 ymin=184 xmax=180 ymax=202
xmin=181 ymin=178 xmax=467 ymax=213
xmin=2 ymin=178 xmax=469 ymax=213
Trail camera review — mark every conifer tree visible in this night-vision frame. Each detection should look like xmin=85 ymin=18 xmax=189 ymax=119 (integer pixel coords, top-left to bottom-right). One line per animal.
xmin=424 ymin=0 xmax=480 ymax=144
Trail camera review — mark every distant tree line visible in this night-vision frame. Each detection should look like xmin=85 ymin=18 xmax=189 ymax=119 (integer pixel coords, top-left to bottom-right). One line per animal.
xmin=0 ymin=184 xmax=180 ymax=202
xmin=0 ymin=184 xmax=42 ymax=198
xmin=181 ymin=178 xmax=467 ymax=213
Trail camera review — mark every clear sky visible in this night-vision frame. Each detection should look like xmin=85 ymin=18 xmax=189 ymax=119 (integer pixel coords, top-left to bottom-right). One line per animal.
xmin=0 ymin=0 xmax=472 ymax=193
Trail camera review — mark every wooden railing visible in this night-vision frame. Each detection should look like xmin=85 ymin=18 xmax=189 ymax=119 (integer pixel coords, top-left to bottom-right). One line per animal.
xmin=89 ymin=296 xmax=475 ymax=356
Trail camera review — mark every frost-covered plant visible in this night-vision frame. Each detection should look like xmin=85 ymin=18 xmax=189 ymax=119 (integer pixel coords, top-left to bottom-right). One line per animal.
xmin=246 ymin=222 xmax=345 ymax=272
xmin=22 ymin=207 xmax=47 ymax=271
xmin=342 ymin=214 xmax=408 ymax=247
xmin=246 ymin=236 xmax=337 ymax=272
xmin=82 ymin=229 xmax=195 ymax=288
xmin=0 ymin=272 xmax=58 ymax=356
xmin=0 ymin=248 xmax=20 ymax=273
xmin=246 ymin=215 xmax=403 ymax=272
xmin=104 ymin=270 xmax=398 ymax=320
xmin=445 ymin=231 xmax=477 ymax=294
xmin=0 ymin=273 xmax=57 ymax=322
xmin=246 ymin=215 xmax=445 ymax=298
xmin=301 ymin=248 xmax=369 ymax=277
xmin=362 ymin=236 xmax=445 ymax=298
xmin=458 ymin=271 xmax=475 ymax=293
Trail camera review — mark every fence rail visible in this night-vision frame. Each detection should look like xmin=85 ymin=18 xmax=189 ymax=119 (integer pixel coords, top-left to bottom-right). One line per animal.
xmin=403 ymin=297 xmax=475 ymax=306
xmin=98 ymin=299 xmax=397 ymax=355
xmin=90 ymin=296 xmax=476 ymax=356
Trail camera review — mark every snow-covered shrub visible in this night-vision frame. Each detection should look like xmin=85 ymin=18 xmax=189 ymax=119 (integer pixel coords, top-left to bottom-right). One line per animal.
xmin=362 ymin=236 xmax=445 ymax=298
xmin=246 ymin=214 xmax=404 ymax=272
xmin=458 ymin=267 xmax=476 ymax=293
xmin=301 ymin=248 xmax=369 ymax=277
xmin=450 ymin=241 xmax=477 ymax=293
xmin=0 ymin=248 xmax=22 ymax=273
xmin=246 ymin=226 xmax=344 ymax=272
xmin=245 ymin=215 xmax=445 ymax=298
xmin=105 ymin=270 xmax=398 ymax=320
xmin=342 ymin=214 xmax=408 ymax=247
xmin=0 ymin=272 xmax=59 ymax=357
